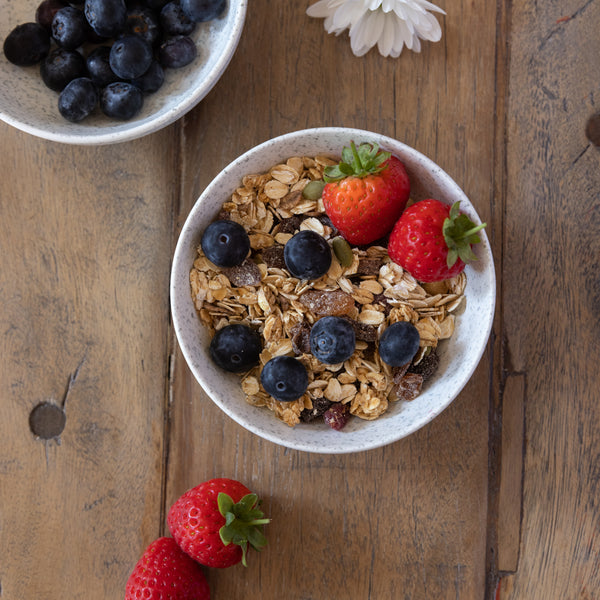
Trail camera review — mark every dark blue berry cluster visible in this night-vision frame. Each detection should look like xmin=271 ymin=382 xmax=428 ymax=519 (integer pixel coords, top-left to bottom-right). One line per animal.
xmin=3 ymin=0 xmax=227 ymax=123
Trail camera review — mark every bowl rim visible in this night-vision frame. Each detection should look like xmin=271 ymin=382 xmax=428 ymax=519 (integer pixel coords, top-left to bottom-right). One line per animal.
xmin=0 ymin=0 xmax=248 ymax=145
xmin=171 ymin=126 xmax=496 ymax=453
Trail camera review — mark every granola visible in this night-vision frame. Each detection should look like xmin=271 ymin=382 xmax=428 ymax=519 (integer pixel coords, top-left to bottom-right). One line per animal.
xmin=189 ymin=155 xmax=466 ymax=428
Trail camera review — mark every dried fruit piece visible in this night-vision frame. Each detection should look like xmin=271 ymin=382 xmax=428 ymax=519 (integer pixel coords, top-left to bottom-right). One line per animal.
xmin=323 ymin=403 xmax=350 ymax=430
xmin=393 ymin=373 xmax=423 ymax=402
xmin=222 ymin=259 xmax=262 ymax=287
xmin=343 ymin=317 xmax=378 ymax=342
xmin=357 ymin=257 xmax=383 ymax=276
xmin=261 ymin=246 xmax=286 ymax=269
xmin=408 ymin=347 xmax=440 ymax=381
xmin=299 ymin=289 xmax=355 ymax=316
xmin=274 ymin=216 xmax=303 ymax=234
xmin=300 ymin=397 xmax=332 ymax=422
xmin=290 ymin=321 xmax=311 ymax=355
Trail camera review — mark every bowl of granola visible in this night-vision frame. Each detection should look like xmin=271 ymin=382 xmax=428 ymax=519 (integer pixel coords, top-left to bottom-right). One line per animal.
xmin=171 ymin=127 xmax=495 ymax=454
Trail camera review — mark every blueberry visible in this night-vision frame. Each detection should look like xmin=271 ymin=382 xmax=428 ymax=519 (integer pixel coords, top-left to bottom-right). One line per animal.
xmin=3 ymin=23 xmax=51 ymax=66
xmin=158 ymin=35 xmax=197 ymax=68
xmin=86 ymin=46 xmax=121 ymax=87
xmin=209 ymin=324 xmax=262 ymax=373
xmin=36 ymin=0 xmax=69 ymax=30
xmin=180 ymin=0 xmax=226 ymax=23
xmin=378 ymin=321 xmax=421 ymax=367
xmin=310 ymin=316 xmax=356 ymax=364
xmin=100 ymin=81 xmax=144 ymax=119
xmin=130 ymin=60 xmax=164 ymax=93
xmin=58 ymin=77 xmax=98 ymax=122
xmin=284 ymin=230 xmax=332 ymax=280
xmin=109 ymin=35 xmax=153 ymax=79
xmin=160 ymin=1 xmax=196 ymax=36
xmin=84 ymin=0 xmax=127 ymax=38
xmin=260 ymin=356 xmax=308 ymax=402
xmin=40 ymin=47 xmax=87 ymax=91
xmin=200 ymin=219 xmax=250 ymax=268
xmin=52 ymin=7 xmax=89 ymax=50
xmin=125 ymin=7 xmax=161 ymax=46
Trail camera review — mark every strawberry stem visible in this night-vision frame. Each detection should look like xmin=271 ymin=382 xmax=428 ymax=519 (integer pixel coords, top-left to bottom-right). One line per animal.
xmin=442 ymin=201 xmax=486 ymax=268
xmin=217 ymin=492 xmax=270 ymax=567
xmin=323 ymin=141 xmax=391 ymax=182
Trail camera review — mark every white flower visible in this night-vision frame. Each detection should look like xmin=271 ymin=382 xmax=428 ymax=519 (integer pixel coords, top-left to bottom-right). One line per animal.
xmin=306 ymin=0 xmax=446 ymax=58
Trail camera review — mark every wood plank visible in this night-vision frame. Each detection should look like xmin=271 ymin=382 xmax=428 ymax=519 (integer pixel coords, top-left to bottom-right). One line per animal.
xmin=497 ymin=373 xmax=525 ymax=573
xmin=500 ymin=0 xmax=600 ymax=597
xmin=167 ymin=1 xmax=499 ymax=598
xmin=0 ymin=123 xmax=179 ymax=598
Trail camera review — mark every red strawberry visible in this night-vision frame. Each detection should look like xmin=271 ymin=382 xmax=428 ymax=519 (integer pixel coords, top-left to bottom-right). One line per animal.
xmin=167 ymin=478 xmax=270 ymax=569
xmin=388 ymin=199 xmax=486 ymax=283
xmin=322 ymin=141 xmax=410 ymax=245
xmin=124 ymin=537 xmax=210 ymax=600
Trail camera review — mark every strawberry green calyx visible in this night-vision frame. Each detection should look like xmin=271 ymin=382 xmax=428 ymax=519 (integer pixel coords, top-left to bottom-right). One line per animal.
xmin=217 ymin=492 xmax=270 ymax=567
xmin=323 ymin=141 xmax=391 ymax=182
xmin=442 ymin=201 xmax=487 ymax=268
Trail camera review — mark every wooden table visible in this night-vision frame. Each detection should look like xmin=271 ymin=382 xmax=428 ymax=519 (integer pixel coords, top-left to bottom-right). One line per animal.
xmin=1 ymin=1 xmax=599 ymax=598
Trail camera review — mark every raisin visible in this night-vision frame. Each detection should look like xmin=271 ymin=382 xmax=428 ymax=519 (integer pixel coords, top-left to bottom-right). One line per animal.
xmin=372 ymin=293 xmax=392 ymax=317
xmin=300 ymin=397 xmax=332 ymax=422
xmin=392 ymin=362 xmax=411 ymax=383
xmin=323 ymin=403 xmax=350 ymax=430
xmin=357 ymin=257 xmax=383 ymax=277
xmin=393 ymin=373 xmax=423 ymax=402
xmin=221 ymin=259 xmax=262 ymax=287
xmin=290 ymin=321 xmax=311 ymax=355
xmin=274 ymin=215 xmax=302 ymax=234
xmin=261 ymin=245 xmax=286 ymax=269
xmin=345 ymin=318 xmax=378 ymax=342
xmin=408 ymin=348 xmax=440 ymax=382
xmin=299 ymin=289 xmax=355 ymax=316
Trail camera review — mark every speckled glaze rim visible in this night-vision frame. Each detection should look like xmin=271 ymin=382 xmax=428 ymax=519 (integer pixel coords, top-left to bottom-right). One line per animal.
xmin=171 ymin=127 xmax=496 ymax=454
xmin=0 ymin=0 xmax=247 ymax=145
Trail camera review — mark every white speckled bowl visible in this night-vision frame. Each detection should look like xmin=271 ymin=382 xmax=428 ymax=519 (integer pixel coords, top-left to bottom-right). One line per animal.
xmin=0 ymin=0 xmax=246 ymax=145
xmin=171 ymin=128 xmax=496 ymax=454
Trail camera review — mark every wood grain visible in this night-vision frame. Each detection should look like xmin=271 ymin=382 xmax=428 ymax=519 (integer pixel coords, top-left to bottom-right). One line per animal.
xmin=0 ymin=123 xmax=179 ymax=598
xmin=499 ymin=0 xmax=600 ymax=597
xmin=1 ymin=0 xmax=598 ymax=598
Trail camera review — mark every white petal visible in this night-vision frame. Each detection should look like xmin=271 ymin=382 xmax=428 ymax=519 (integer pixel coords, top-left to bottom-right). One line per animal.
xmin=333 ymin=1 xmax=369 ymax=30
xmin=349 ymin=14 xmax=377 ymax=54
xmin=377 ymin=14 xmax=397 ymax=56
xmin=413 ymin=0 xmax=446 ymax=15
xmin=350 ymin=9 xmax=386 ymax=44
xmin=366 ymin=0 xmax=382 ymax=10
xmin=416 ymin=12 xmax=442 ymax=41
xmin=306 ymin=0 xmax=338 ymax=18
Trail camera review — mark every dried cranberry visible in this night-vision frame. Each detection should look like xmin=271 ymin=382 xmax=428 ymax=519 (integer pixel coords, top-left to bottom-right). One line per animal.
xmin=323 ymin=403 xmax=350 ymax=431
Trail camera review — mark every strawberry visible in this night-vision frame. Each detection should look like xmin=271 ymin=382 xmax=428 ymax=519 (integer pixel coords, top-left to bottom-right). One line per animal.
xmin=387 ymin=199 xmax=486 ymax=283
xmin=124 ymin=537 xmax=210 ymax=600
xmin=167 ymin=478 xmax=270 ymax=569
xmin=322 ymin=141 xmax=410 ymax=245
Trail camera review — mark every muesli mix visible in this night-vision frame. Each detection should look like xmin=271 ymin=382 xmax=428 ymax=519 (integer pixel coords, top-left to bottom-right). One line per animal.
xmin=189 ymin=152 xmax=467 ymax=429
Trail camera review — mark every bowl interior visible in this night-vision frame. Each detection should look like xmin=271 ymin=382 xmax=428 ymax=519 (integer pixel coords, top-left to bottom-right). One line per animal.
xmin=0 ymin=0 xmax=247 ymax=144
xmin=171 ymin=127 xmax=496 ymax=454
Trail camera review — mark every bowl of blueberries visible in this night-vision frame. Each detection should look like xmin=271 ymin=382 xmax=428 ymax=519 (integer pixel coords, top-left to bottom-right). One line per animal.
xmin=170 ymin=127 xmax=496 ymax=454
xmin=0 ymin=0 xmax=247 ymax=144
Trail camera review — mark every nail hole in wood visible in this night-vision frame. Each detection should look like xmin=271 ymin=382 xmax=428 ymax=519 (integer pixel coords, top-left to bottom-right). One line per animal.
xmin=29 ymin=402 xmax=66 ymax=440
xmin=585 ymin=111 xmax=600 ymax=147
